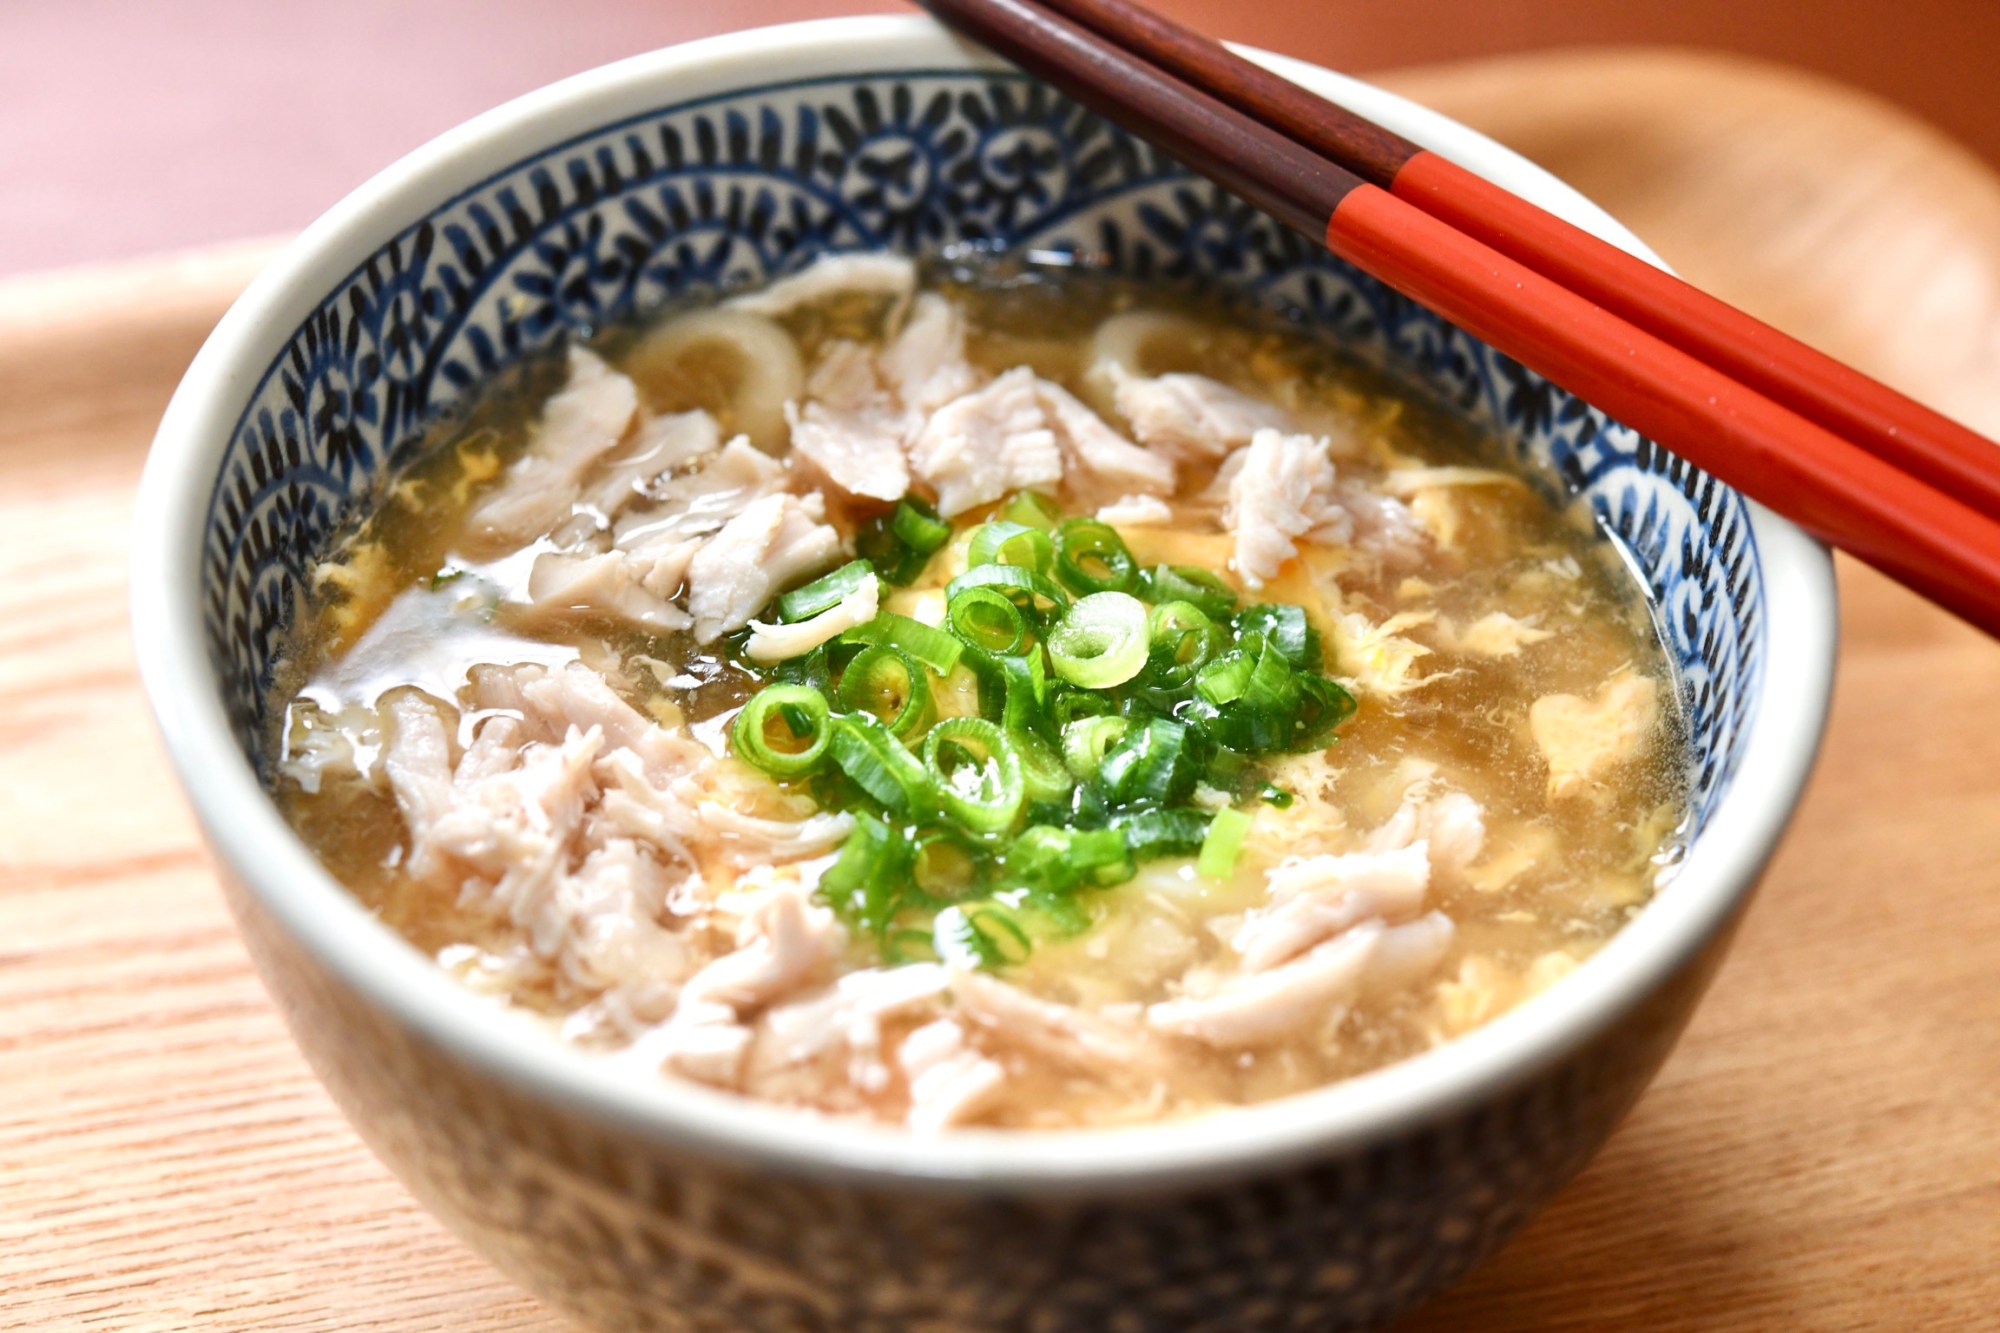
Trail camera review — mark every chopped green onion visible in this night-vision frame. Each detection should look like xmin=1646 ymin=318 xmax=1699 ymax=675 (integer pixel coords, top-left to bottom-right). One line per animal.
xmin=946 ymin=586 xmax=1031 ymax=655
xmin=828 ymin=712 xmax=933 ymax=817
xmin=1281 ymin=674 xmax=1357 ymax=752
xmin=1140 ymin=564 xmax=1238 ymax=619
xmin=1053 ymin=518 xmax=1138 ymax=595
xmin=1110 ymin=806 xmax=1211 ymax=859
xmin=922 ymin=718 xmax=1025 ymax=834
xmin=855 ymin=519 xmax=926 ymax=586
xmin=771 ymin=644 xmax=835 ymax=697
xmin=947 ymin=563 xmax=1070 ymax=619
xmin=1011 ymin=726 xmax=1077 ymax=804
xmin=967 ymin=520 xmax=1056 ymax=576
xmin=840 ymin=612 xmax=963 ymax=675
xmin=1196 ymin=807 xmax=1253 ymax=879
xmin=891 ymin=495 xmax=951 ymax=556
xmin=1142 ymin=600 xmax=1224 ymax=691
xmin=819 ymin=810 xmax=909 ymax=939
xmin=911 ymin=828 xmax=986 ymax=903
xmin=1001 ymin=490 xmax=1063 ymax=531
xmin=835 ymin=645 xmax=935 ymax=739
xmin=1260 ymin=783 xmax=1295 ymax=808
xmin=775 ymin=559 xmax=873 ymax=623
xmin=1061 ymin=716 xmax=1131 ymax=781
xmin=996 ymin=649 xmax=1048 ymax=729
xmin=1095 ymin=716 xmax=1196 ymax=807
xmin=1240 ymin=633 xmax=1300 ymax=713
xmin=1047 ymin=591 xmax=1150 ymax=689
xmin=934 ymin=903 xmax=1032 ymax=969
xmin=1002 ymin=824 xmax=1134 ymax=895
xmin=1048 ymin=685 xmax=1114 ymax=728
xmin=731 ymin=684 xmax=834 ymax=778
xmin=1194 ymin=648 xmax=1256 ymax=707
xmin=1204 ymin=744 xmax=1253 ymax=791
xmin=1234 ymin=603 xmax=1320 ymax=669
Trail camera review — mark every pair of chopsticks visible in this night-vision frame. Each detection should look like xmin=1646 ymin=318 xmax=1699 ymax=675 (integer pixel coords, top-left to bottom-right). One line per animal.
xmin=916 ymin=0 xmax=2000 ymax=636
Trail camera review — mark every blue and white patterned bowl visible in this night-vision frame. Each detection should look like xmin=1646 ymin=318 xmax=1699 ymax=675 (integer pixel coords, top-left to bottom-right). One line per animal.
xmin=132 ymin=17 xmax=1836 ymax=1331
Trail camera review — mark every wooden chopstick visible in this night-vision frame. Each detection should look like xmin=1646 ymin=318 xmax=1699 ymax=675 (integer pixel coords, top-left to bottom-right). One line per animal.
xmin=1034 ymin=0 xmax=2000 ymax=528
xmin=916 ymin=0 xmax=2000 ymax=637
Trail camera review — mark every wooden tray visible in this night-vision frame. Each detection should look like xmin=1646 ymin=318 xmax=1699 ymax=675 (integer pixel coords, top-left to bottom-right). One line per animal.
xmin=4 ymin=48 xmax=1996 ymax=1331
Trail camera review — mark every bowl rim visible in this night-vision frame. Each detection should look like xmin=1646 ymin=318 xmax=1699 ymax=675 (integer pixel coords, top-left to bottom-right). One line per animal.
xmin=131 ymin=13 xmax=1837 ymax=1198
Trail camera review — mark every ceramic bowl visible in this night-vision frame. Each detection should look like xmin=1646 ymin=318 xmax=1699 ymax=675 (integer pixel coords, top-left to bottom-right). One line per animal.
xmin=131 ymin=16 xmax=1837 ymax=1331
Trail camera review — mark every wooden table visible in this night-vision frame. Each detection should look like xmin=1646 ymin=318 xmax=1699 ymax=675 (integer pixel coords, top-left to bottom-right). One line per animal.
xmin=4 ymin=48 xmax=1997 ymax=1331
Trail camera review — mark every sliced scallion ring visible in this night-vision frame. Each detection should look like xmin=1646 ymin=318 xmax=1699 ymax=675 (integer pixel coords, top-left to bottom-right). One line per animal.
xmin=1011 ymin=726 xmax=1077 ymax=804
xmin=946 ymin=585 xmax=1031 ymax=655
xmin=922 ymin=717 xmax=1025 ymax=834
xmin=828 ymin=711 xmax=934 ymax=817
xmin=933 ymin=903 xmax=1032 ymax=969
xmin=967 ymin=520 xmax=1056 ymax=576
xmin=1139 ymin=563 xmax=1238 ymax=619
xmin=947 ymin=563 xmax=1070 ymax=620
xmin=840 ymin=611 xmax=963 ymax=675
xmin=730 ymin=684 xmax=833 ymax=778
xmin=1144 ymin=599 xmax=1224 ymax=690
xmin=1234 ymin=602 xmax=1320 ymax=669
xmin=1053 ymin=517 xmax=1138 ymax=595
xmin=835 ymin=644 xmax=935 ymax=739
xmin=1001 ymin=489 xmax=1063 ymax=531
xmin=1095 ymin=716 xmax=1195 ymax=808
xmin=1061 ymin=715 xmax=1131 ymax=781
xmin=1047 ymin=591 xmax=1150 ymax=689
xmin=911 ymin=828 xmax=987 ymax=903
xmin=890 ymin=495 xmax=952 ymax=556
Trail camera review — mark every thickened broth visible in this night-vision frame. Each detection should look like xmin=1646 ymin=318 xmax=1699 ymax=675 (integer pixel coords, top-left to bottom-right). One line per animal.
xmin=269 ymin=250 xmax=1684 ymax=1131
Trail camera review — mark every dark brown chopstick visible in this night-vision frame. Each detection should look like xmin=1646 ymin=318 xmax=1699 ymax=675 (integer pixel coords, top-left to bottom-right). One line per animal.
xmin=915 ymin=0 xmax=2000 ymax=638
xmin=1034 ymin=0 xmax=2000 ymax=527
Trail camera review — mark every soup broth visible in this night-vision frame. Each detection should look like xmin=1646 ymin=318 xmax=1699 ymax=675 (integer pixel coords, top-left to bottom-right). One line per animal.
xmin=270 ymin=250 xmax=1684 ymax=1131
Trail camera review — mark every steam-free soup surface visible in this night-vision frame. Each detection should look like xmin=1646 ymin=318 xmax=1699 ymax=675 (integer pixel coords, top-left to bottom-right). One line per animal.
xmin=272 ymin=250 xmax=1683 ymax=1131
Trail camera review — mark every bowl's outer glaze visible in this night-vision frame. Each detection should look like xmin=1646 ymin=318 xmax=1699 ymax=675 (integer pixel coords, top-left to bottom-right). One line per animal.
xmin=134 ymin=16 xmax=1837 ymax=1332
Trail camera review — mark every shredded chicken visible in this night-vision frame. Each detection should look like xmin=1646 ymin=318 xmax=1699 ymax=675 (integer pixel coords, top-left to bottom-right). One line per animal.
xmin=1101 ymin=363 xmax=1288 ymax=464
xmin=1222 ymin=429 xmax=1428 ymax=586
xmin=579 ymin=408 xmax=722 ymax=518
xmin=684 ymin=493 xmax=844 ymax=642
xmin=881 ymin=292 xmax=981 ymax=417
xmin=1149 ymin=922 xmax=1384 ymax=1047
xmin=525 ymin=550 xmax=690 ymax=631
xmin=908 ymin=367 xmax=1063 ymax=517
xmin=1037 ymin=377 xmax=1174 ymax=496
xmin=899 ymin=1018 xmax=1008 ymax=1132
xmin=1365 ymin=773 xmax=1487 ymax=884
xmin=1096 ymin=494 xmax=1174 ymax=526
xmin=1223 ymin=428 xmax=1345 ymax=587
xmin=950 ymin=968 xmax=1156 ymax=1075
xmin=786 ymin=340 xmax=911 ymax=501
xmin=1232 ymin=843 xmax=1431 ymax=973
xmin=466 ymin=348 xmax=639 ymax=548
xmin=745 ymin=571 xmax=880 ymax=663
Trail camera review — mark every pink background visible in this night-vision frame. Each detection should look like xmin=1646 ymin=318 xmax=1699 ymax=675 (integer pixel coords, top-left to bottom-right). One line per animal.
xmin=5 ymin=0 xmax=1995 ymax=279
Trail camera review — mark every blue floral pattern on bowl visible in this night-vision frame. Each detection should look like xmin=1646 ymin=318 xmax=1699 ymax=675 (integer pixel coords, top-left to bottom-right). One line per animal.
xmin=204 ymin=68 xmax=1761 ymax=835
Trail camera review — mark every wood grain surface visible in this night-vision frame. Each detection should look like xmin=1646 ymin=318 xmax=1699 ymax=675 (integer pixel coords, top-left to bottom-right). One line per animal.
xmin=4 ymin=49 xmax=1997 ymax=1332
